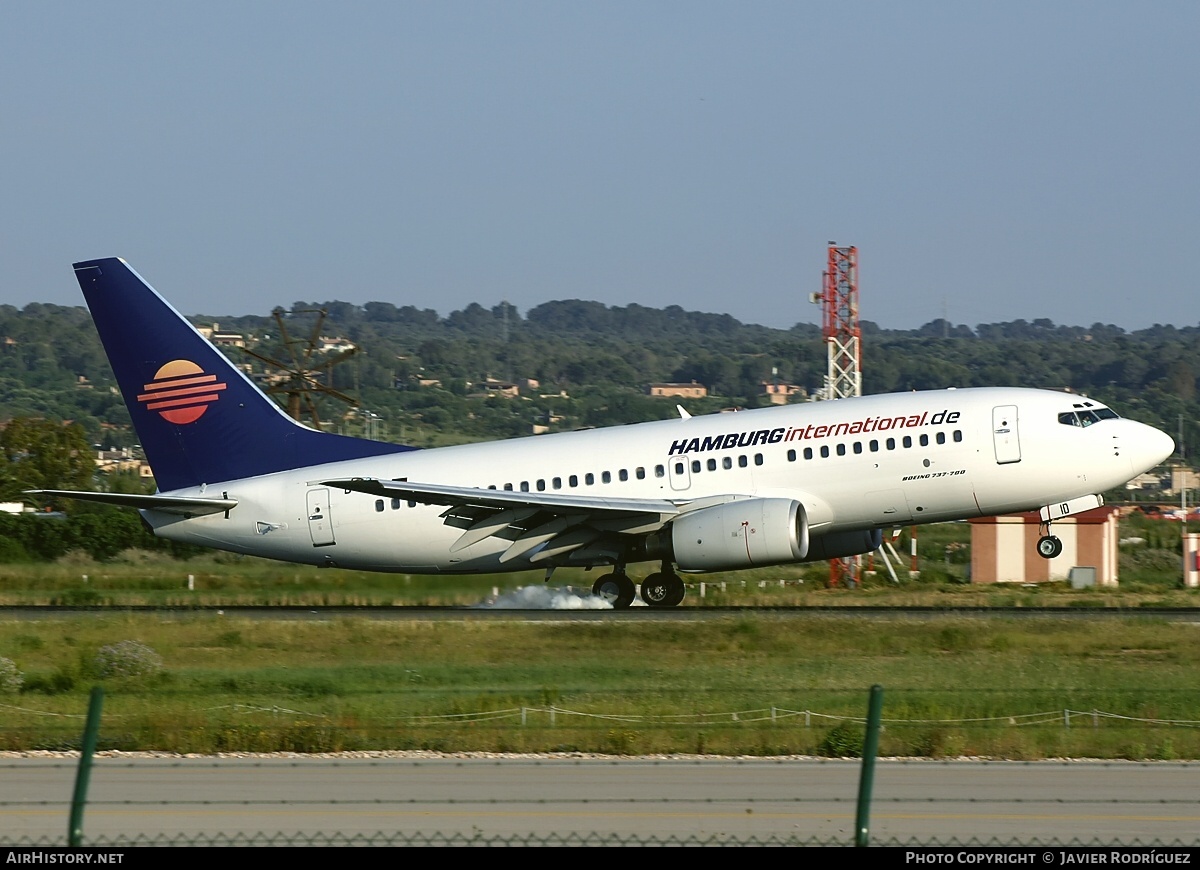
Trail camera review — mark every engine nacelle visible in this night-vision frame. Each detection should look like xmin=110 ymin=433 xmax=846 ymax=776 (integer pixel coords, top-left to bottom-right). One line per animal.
xmin=671 ymin=498 xmax=809 ymax=572
xmin=802 ymin=528 xmax=883 ymax=562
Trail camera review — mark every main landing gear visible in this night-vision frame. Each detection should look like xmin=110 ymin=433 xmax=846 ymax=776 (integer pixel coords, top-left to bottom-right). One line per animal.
xmin=592 ymin=565 xmax=686 ymax=609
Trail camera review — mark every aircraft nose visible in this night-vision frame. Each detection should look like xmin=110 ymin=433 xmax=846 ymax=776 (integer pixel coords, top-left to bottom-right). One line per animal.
xmin=1131 ymin=423 xmax=1175 ymax=472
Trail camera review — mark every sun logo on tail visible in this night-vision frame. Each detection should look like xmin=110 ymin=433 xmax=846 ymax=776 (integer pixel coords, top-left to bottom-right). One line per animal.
xmin=137 ymin=360 xmax=227 ymax=424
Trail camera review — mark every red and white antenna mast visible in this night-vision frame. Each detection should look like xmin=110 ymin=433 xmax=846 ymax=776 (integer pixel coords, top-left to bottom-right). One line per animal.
xmin=813 ymin=243 xmax=863 ymax=587
xmin=820 ymin=243 xmax=861 ymax=401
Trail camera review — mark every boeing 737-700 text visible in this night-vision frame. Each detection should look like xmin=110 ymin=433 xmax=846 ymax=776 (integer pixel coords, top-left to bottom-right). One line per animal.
xmin=29 ymin=258 xmax=1176 ymax=608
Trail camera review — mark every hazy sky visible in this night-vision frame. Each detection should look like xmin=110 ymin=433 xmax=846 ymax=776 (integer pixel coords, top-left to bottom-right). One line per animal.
xmin=2 ymin=1 xmax=1196 ymax=331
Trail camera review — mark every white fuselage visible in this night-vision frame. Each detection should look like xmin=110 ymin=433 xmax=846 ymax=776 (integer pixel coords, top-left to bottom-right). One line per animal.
xmin=142 ymin=387 xmax=1172 ymax=573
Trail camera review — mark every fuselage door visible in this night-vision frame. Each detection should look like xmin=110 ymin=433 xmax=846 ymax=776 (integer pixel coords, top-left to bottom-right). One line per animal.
xmin=992 ymin=405 xmax=1021 ymax=465
xmin=306 ymin=488 xmax=336 ymax=546
xmin=668 ymin=456 xmax=692 ymax=491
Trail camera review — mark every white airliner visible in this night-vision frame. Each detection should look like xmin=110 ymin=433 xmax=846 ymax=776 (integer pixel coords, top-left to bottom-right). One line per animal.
xmin=31 ymin=258 xmax=1175 ymax=608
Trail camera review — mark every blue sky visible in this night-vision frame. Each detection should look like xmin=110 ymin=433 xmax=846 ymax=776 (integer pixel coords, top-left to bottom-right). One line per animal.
xmin=2 ymin=1 xmax=1196 ymax=330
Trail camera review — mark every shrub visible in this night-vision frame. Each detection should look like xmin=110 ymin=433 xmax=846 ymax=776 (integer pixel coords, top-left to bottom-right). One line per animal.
xmin=93 ymin=640 xmax=163 ymax=679
xmin=817 ymin=722 xmax=864 ymax=758
xmin=0 ymin=657 xmax=23 ymax=694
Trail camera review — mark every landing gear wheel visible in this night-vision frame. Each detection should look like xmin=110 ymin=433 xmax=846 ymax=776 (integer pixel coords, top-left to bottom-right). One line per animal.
xmin=639 ymin=571 xmax=686 ymax=608
xmin=593 ymin=572 xmax=636 ymax=609
xmin=1036 ymin=535 xmax=1063 ymax=559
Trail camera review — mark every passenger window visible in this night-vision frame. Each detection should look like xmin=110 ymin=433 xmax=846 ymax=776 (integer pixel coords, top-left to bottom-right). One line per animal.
xmin=723 ymin=457 xmax=733 ymax=469
xmin=391 ymin=498 xmax=401 ymax=510
xmin=674 ymin=462 xmax=684 ymax=475
xmin=903 ymin=436 xmax=912 ymax=448
xmin=691 ymin=460 xmax=701 ymax=473
xmin=820 ymin=445 xmax=830 ymax=458
xmin=619 ymin=469 xmax=628 ymax=481
xmin=655 ymin=465 xmax=665 ymax=478
xmin=787 ymin=449 xmax=796 ymax=462
xmin=553 ymin=477 xmax=562 ymax=489
xmin=536 ymin=479 xmax=546 ymax=491
xmin=585 ymin=473 xmax=595 ymax=485
xmin=569 ymin=475 xmax=578 ymax=487
xmin=936 ymin=432 xmax=946 ymax=445
xmin=375 ymin=499 xmax=384 ymax=512
xmin=919 ymin=434 xmax=929 ymax=447
xmin=738 ymin=455 xmax=748 ymax=468
xmin=886 ymin=438 xmax=896 ymax=450
xmin=601 ymin=471 xmax=611 ymax=483
xmin=953 ymin=430 xmax=963 ymax=442
xmin=706 ymin=458 xmax=716 ymax=471
xmin=804 ymin=447 xmax=813 ymax=460
xmin=836 ymin=443 xmax=846 ymax=456
xmin=869 ymin=440 xmax=879 ymax=452
xmin=853 ymin=442 xmax=863 ymax=454
xmin=636 ymin=467 xmax=646 ymax=479
xmin=754 ymin=453 xmax=764 ymax=466
xmin=504 ymin=483 xmax=513 ymax=491
xmin=520 ymin=481 xmax=530 ymax=492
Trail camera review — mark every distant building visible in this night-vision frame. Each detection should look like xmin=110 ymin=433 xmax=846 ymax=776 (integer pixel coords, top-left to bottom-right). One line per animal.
xmin=761 ymin=382 xmax=806 ymax=405
xmin=477 ymin=379 xmax=519 ymax=398
xmin=1167 ymin=465 xmax=1198 ymax=496
xmin=197 ymin=323 xmax=247 ymax=348
xmin=648 ymin=381 xmax=707 ymax=399
xmin=318 ymin=336 xmax=356 ymax=354
xmin=1125 ymin=471 xmax=1167 ymax=491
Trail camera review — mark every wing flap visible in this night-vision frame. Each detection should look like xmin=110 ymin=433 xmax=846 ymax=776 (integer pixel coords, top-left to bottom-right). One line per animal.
xmin=451 ymin=508 xmax=539 ymax=553
xmin=499 ymin=516 xmax=581 ymax=564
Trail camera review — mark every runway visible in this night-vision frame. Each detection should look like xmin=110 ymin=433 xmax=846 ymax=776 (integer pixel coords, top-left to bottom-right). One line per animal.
xmin=4 ymin=755 xmax=1200 ymax=846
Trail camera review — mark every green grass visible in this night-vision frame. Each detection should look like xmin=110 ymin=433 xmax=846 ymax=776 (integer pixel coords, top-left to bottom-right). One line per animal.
xmin=3 ymin=613 xmax=1200 ymax=759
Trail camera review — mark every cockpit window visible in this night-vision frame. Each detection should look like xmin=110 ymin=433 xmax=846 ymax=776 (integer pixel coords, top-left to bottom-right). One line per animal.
xmin=1059 ymin=407 xmax=1119 ymax=427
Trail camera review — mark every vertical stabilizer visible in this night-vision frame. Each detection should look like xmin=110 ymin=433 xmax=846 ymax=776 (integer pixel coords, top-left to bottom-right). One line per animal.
xmin=74 ymin=258 xmax=413 ymax=491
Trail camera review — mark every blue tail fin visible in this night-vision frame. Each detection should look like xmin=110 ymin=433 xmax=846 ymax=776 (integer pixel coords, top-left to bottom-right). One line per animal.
xmin=74 ymin=258 xmax=414 ymax=491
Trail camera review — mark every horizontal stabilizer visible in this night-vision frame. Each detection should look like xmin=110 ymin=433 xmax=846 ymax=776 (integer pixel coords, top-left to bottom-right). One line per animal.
xmin=26 ymin=490 xmax=238 ymax=517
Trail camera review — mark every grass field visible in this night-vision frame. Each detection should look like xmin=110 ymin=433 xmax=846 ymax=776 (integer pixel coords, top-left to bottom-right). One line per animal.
xmin=3 ymin=611 xmax=1200 ymax=759
xmin=2 ymin=516 xmax=1199 ymax=759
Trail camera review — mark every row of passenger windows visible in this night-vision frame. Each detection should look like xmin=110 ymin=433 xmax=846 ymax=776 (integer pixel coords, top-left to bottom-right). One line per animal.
xmin=375 ymin=429 xmax=967 ymax=508
xmin=496 ymin=466 xmax=653 ymax=492
xmin=787 ymin=429 xmax=963 ymax=461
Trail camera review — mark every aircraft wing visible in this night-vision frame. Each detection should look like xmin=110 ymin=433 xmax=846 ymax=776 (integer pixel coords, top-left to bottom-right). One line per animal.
xmin=322 ymin=477 xmax=681 ymax=565
xmin=26 ymin=490 xmax=238 ymax=517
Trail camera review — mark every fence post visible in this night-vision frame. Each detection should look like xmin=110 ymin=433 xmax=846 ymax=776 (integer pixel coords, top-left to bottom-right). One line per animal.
xmin=854 ymin=684 xmax=884 ymax=847
xmin=69 ymin=686 xmax=104 ymax=847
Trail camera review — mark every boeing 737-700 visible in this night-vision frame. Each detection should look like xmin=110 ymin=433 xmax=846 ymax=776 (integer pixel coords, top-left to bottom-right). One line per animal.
xmin=29 ymin=258 xmax=1176 ymax=608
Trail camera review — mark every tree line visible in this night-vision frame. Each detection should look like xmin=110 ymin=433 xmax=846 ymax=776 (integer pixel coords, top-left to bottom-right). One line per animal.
xmin=1 ymin=296 xmax=1196 ymax=464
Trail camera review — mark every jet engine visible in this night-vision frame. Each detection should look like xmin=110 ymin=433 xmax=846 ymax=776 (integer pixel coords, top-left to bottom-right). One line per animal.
xmin=671 ymin=498 xmax=809 ymax=571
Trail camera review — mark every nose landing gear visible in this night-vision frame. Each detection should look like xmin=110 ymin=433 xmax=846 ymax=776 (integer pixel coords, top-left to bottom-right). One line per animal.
xmin=1036 ymin=534 xmax=1063 ymax=559
xmin=1036 ymin=519 xmax=1063 ymax=559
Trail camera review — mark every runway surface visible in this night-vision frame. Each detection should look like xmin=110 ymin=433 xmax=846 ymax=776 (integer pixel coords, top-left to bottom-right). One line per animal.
xmin=4 ymin=755 xmax=1200 ymax=846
